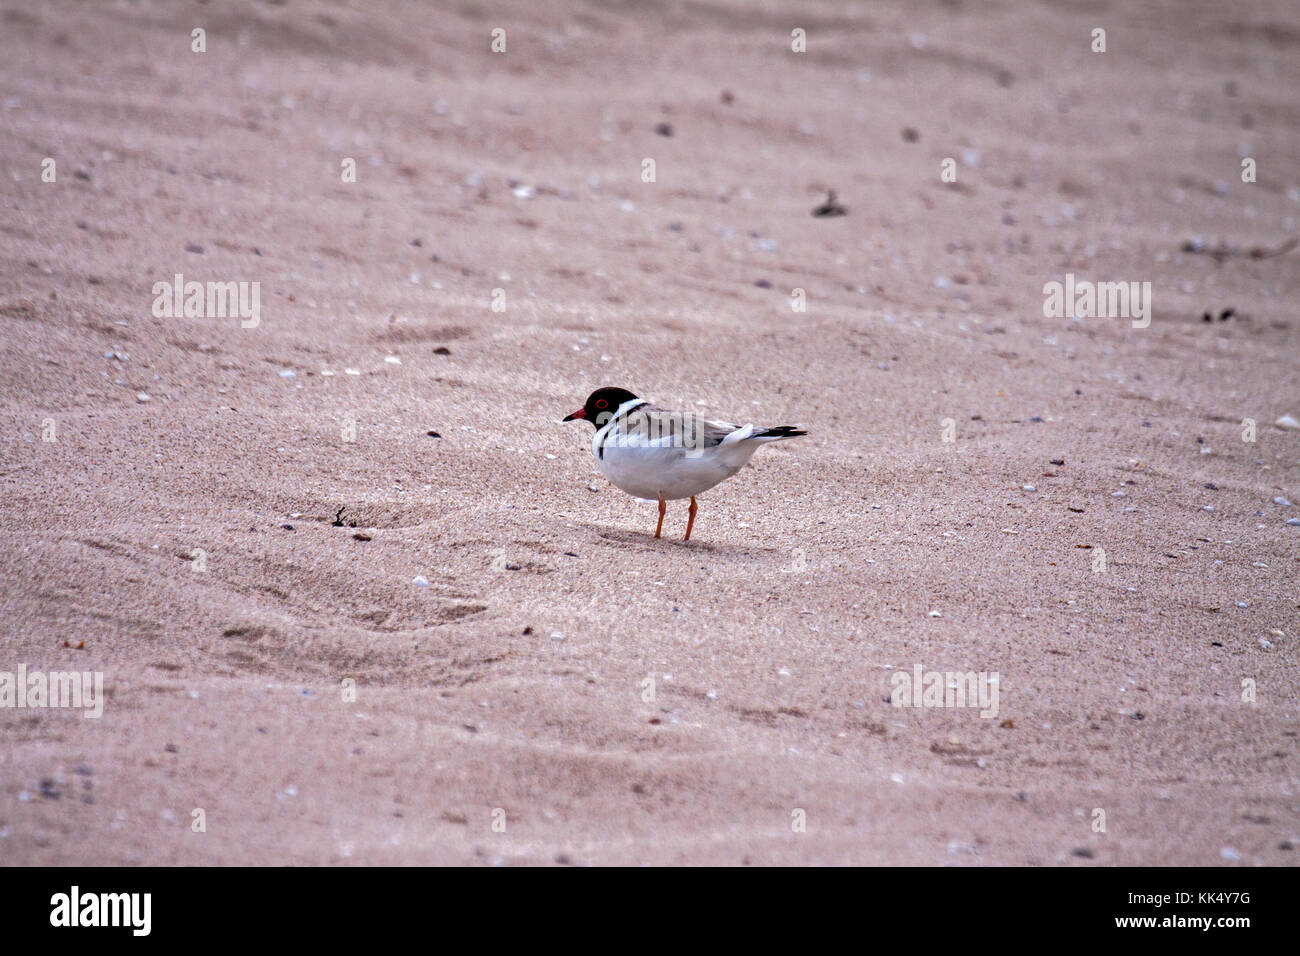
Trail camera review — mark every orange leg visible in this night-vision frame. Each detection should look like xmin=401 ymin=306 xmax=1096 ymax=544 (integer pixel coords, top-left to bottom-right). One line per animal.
xmin=684 ymin=496 xmax=698 ymax=541
xmin=654 ymin=495 xmax=666 ymax=538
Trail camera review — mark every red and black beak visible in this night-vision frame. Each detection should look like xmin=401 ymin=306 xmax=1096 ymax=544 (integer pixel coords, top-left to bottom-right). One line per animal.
xmin=562 ymin=407 xmax=586 ymax=422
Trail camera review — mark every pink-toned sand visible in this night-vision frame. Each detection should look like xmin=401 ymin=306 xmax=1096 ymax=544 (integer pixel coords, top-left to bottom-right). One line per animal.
xmin=1 ymin=0 xmax=1297 ymax=865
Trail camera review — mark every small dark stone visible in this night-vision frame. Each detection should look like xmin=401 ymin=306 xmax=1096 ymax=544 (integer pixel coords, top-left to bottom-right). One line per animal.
xmin=463 ymin=724 xmax=478 ymax=733
xmin=353 ymin=532 xmax=371 ymax=541
xmin=1050 ymin=458 xmax=1065 ymax=466
xmin=555 ymin=853 xmax=573 ymax=865
xmin=563 ymin=551 xmax=578 ymax=557
xmin=74 ymin=167 xmax=91 ymax=181
xmin=522 ymin=626 xmax=533 ymax=635
xmin=1029 ymin=416 xmax=1044 ymax=423
xmin=505 ymin=563 xmax=522 ymax=571
xmin=1202 ymin=312 xmax=1213 ymax=322
xmin=1219 ymin=308 xmax=1235 ymax=321
xmin=1142 ymin=421 xmax=1152 ymax=427
xmin=754 ymin=279 xmax=772 ymax=289
xmin=185 ymin=242 xmax=204 ymax=254
xmin=1071 ymin=847 xmax=1095 ymax=859
xmin=1131 ymin=712 xmax=1145 ymax=720
xmin=1211 ymin=641 xmax=1223 ymax=647
xmin=165 ymin=743 xmax=178 ymax=753
xmin=654 ymin=121 xmax=673 ymax=137
xmin=720 ymin=90 xmax=734 ymax=105
xmin=1204 ymin=482 xmax=1219 ymax=490
xmin=426 ymin=430 xmax=441 ymax=438
xmin=281 ymin=524 xmax=294 ymax=530
xmin=433 ymin=346 xmax=451 ymax=355
xmin=410 ymin=238 xmax=423 ymax=247
xmin=902 ymin=127 xmax=920 ymax=142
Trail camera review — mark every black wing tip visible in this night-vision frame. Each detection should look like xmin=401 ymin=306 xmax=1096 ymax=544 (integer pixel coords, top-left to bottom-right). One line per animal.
xmin=762 ymin=425 xmax=807 ymax=438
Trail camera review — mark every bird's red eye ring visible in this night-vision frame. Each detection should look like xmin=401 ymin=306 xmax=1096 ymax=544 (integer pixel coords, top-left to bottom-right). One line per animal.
xmin=595 ymin=399 xmax=608 ymax=409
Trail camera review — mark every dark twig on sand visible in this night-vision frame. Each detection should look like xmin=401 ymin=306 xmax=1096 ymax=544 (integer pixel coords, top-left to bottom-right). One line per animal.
xmin=811 ymin=190 xmax=847 ymax=218
xmin=1181 ymin=236 xmax=1298 ymax=263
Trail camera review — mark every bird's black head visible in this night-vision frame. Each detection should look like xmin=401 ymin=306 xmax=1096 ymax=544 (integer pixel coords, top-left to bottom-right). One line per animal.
xmin=562 ymin=386 xmax=640 ymax=428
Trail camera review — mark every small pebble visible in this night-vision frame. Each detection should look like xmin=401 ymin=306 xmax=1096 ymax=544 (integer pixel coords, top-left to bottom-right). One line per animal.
xmin=185 ymin=242 xmax=204 ymax=254
xmin=1275 ymin=414 xmax=1300 ymax=430
xmin=136 ymin=391 xmax=151 ymax=403
xmin=412 ymin=576 xmax=430 ymax=588
xmin=1273 ymin=497 xmax=1291 ymax=507
xmin=1287 ymin=518 xmax=1300 ymax=527
xmin=1023 ymin=484 xmax=1036 ymax=493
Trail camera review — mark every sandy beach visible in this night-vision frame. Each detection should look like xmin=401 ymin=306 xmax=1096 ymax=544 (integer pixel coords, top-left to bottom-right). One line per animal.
xmin=1 ymin=0 xmax=1297 ymax=865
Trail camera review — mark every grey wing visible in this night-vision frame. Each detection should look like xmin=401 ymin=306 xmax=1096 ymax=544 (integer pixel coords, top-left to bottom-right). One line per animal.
xmin=700 ymin=417 xmax=744 ymax=446
xmin=629 ymin=405 xmax=743 ymax=448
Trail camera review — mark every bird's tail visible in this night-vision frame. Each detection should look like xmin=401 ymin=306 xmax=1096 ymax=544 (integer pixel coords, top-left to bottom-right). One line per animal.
xmin=752 ymin=425 xmax=807 ymax=440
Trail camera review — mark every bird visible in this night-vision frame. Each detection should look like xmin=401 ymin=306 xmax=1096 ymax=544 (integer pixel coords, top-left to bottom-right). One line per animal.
xmin=562 ymin=386 xmax=806 ymax=541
